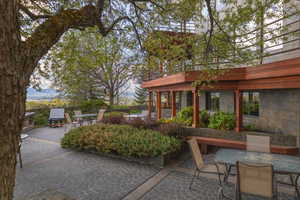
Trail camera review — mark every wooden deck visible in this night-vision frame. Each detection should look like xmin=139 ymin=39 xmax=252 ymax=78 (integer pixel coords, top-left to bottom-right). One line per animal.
xmin=187 ymin=136 xmax=299 ymax=155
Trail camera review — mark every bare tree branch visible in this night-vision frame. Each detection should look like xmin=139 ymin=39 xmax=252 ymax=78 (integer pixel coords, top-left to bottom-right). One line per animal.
xmin=19 ymin=3 xmax=51 ymax=20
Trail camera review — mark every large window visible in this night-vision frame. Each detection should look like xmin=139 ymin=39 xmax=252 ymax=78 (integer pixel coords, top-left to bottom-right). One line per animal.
xmin=206 ymin=92 xmax=220 ymax=111
xmin=243 ymin=92 xmax=259 ymax=116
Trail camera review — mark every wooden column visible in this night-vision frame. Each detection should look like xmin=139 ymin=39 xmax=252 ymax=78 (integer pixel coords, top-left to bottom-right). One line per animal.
xmin=148 ymin=91 xmax=152 ymax=119
xmin=156 ymin=91 xmax=162 ymax=120
xmin=171 ymin=91 xmax=176 ymax=118
xmin=166 ymin=92 xmax=170 ymax=107
xmin=192 ymin=90 xmax=200 ymax=128
xmin=235 ymin=90 xmax=243 ymax=132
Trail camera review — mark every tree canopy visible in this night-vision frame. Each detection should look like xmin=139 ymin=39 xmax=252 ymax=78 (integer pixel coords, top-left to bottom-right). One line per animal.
xmin=0 ymin=0 xmax=299 ymax=199
xmin=46 ymin=27 xmax=134 ymax=105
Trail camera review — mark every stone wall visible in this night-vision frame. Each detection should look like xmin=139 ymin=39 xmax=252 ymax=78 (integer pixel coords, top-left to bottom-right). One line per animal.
xmin=244 ymin=89 xmax=300 ymax=137
xmin=220 ymin=91 xmax=235 ymax=113
xmin=198 ymin=90 xmax=300 ymax=137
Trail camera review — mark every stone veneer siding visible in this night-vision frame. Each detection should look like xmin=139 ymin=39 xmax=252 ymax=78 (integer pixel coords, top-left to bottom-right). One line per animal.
xmin=198 ymin=89 xmax=300 ymax=137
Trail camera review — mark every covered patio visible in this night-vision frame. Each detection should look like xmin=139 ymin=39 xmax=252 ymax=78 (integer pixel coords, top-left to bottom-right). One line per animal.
xmin=142 ymin=57 xmax=300 ymax=134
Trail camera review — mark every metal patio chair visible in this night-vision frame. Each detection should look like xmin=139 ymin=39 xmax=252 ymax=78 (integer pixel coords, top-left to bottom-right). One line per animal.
xmin=188 ymin=138 xmax=224 ymax=191
xmin=236 ymin=161 xmax=278 ymax=200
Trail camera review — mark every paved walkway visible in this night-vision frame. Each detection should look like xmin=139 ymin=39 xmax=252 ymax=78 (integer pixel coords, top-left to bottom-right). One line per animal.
xmin=15 ymin=127 xmax=297 ymax=200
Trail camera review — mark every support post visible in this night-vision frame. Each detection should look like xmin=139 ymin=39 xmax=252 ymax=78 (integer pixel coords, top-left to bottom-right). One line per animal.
xmin=166 ymin=92 xmax=170 ymax=107
xmin=235 ymin=90 xmax=243 ymax=132
xmin=156 ymin=91 xmax=161 ymax=120
xmin=192 ymin=90 xmax=200 ymax=128
xmin=148 ymin=91 xmax=152 ymax=119
xmin=171 ymin=91 xmax=176 ymax=118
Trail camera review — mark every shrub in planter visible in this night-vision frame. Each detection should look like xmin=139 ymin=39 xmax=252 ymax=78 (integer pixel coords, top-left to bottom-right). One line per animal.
xmin=102 ymin=112 xmax=125 ymax=124
xmin=143 ymin=119 xmax=161 ymax=130
xmin=125 ymin=118 xmax=161 ymax=130
xmin=158 ymin=123 xmax=185 ymax=139
xmin=176 ymin=106 xmax=193 ymax=126
xmin=175 ymin=107 xmax=210 ymax=127
xmin=126 ymin=117 xmax=146 ymax=129
xmin=200 ymin=110 xmax=210 ymax=128
xmin=61 ymin=124 xmax=182 ymax=158
xmin=208 ymin=112 xmax=235 ymax=130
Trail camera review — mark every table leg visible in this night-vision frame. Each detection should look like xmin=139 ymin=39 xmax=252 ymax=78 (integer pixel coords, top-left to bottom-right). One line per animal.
xmin=223 ymin=164 xmax=232 ymax=183
xmin=295 ymin=175 xmax=300 ymax=198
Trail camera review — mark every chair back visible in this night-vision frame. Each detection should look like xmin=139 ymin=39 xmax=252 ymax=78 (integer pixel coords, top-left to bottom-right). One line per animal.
xmin=187 ymin=138 xmax=204 ymax=170
xmin=246 ymin=135 xmax=270 ymax=153
xmin=65 ymin=113 xmax=72 ymax=124
xmin=97 ymin=109 xmax=106 ymax=122
xmin=236 ymin=161 xmax=274 ymax=198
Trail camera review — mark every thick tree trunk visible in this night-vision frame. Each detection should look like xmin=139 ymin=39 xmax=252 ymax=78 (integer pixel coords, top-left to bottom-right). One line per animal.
xmin=0 ymin=1 xmax=26 ymax=199
xmin=109 ymin=92 xmax=115 ymax=105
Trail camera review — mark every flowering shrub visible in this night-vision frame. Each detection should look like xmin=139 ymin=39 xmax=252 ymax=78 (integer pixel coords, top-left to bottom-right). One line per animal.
xmin=61 ymin=124 xmax=182 ymax=158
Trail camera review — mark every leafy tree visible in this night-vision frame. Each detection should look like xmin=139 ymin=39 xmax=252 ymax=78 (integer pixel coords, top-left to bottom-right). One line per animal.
xmin=0 ymin=0 xmax=297 ymax=199
xmin=48 ymin=28 xmax=133 ymax=105
xmin=134 ymin=85 xmax=148 ymax=105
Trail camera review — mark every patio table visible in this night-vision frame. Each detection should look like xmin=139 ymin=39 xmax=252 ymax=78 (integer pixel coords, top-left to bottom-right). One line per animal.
xmin=215 ymin=148 xmax=300 ymax=197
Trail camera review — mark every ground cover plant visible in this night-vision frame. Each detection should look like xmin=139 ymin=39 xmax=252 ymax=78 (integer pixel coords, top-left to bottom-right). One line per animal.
xmin=61 ymin=124 xmax=182 ymax=158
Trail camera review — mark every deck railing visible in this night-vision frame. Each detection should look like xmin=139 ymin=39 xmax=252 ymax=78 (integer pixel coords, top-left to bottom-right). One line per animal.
xmin=144 ymin=11 xmax=300 ymax=81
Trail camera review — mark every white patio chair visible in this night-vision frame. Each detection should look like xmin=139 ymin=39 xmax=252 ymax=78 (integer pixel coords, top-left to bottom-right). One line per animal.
xmin=246 ymin=135 xmax=270 ymax=153
xmin=225 ymin=135 xmax=271 ymax=184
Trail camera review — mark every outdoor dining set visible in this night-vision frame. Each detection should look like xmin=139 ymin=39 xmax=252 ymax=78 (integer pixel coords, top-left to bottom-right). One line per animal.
xmin=188 ymin=135 xmax=300 ymax=200
xmin=47 ymin=108 xmax=150 ymax=131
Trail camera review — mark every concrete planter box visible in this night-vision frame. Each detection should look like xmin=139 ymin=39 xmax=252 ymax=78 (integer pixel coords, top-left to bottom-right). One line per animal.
xmin=184 ymin=127 xmax=297 ymax=147
xmin=71 ymin=146 xmax=187 ymax=168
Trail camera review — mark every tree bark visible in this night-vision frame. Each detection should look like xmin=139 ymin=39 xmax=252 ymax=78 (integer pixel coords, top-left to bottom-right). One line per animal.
xmin=109 ymin=91 xmax=115 ymax=105
xmin=0 ymin=1 xmax=26 ymax=200
xmin=0 ymin=1 xmax=126 ymax=198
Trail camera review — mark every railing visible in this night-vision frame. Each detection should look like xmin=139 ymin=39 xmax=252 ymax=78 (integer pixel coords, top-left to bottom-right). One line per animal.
xmin=155 ymin=19 xmax=197 ymax=33
xmin=144 ymin=10 xmax=300 ymax=81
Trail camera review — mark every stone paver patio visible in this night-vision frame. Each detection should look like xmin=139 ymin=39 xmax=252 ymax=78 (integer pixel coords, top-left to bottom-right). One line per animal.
xmin=15 ymin=127 xmax=297 ymax=200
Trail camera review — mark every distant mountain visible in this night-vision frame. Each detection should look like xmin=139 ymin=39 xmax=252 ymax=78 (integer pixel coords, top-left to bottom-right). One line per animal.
xmin=27 ymin=88 xmax=60 ymax=100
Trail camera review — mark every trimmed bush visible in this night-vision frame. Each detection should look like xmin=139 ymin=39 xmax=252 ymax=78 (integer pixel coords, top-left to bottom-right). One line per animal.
xmin=61 ymin=124 xmax=182 ymax=158
xmin=200 ymin=110 xmax=210 ymax=128
xmin=32 ymin=109 xmax=49 ymax=126
xmin=208 ymin=112 xmax=235 ymax=130
xmin=158 ymin=123 xmax=185 ymax=139
xmin=176 ymin=106 xmax=193 ymax=126
xmin=102 ymin=112 xmax=125 ymax=124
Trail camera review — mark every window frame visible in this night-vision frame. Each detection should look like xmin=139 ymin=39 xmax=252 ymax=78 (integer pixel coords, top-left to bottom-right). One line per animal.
xmin=205 ymin=92 xmax=220 ymax=112
xmin=243 ymin=91 xmax=260 ymax=117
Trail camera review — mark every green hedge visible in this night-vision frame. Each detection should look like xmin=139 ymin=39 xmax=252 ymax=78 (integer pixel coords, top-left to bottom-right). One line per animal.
xmin=61 ymin=124 xmax=182 ymax=158
xmin=208 ymin=112 xmax=235 ymax=130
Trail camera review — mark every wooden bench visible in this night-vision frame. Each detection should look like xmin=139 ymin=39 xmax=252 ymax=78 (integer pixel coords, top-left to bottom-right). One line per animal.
xmin=186 ymin=136 xmax=299 ymax=155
